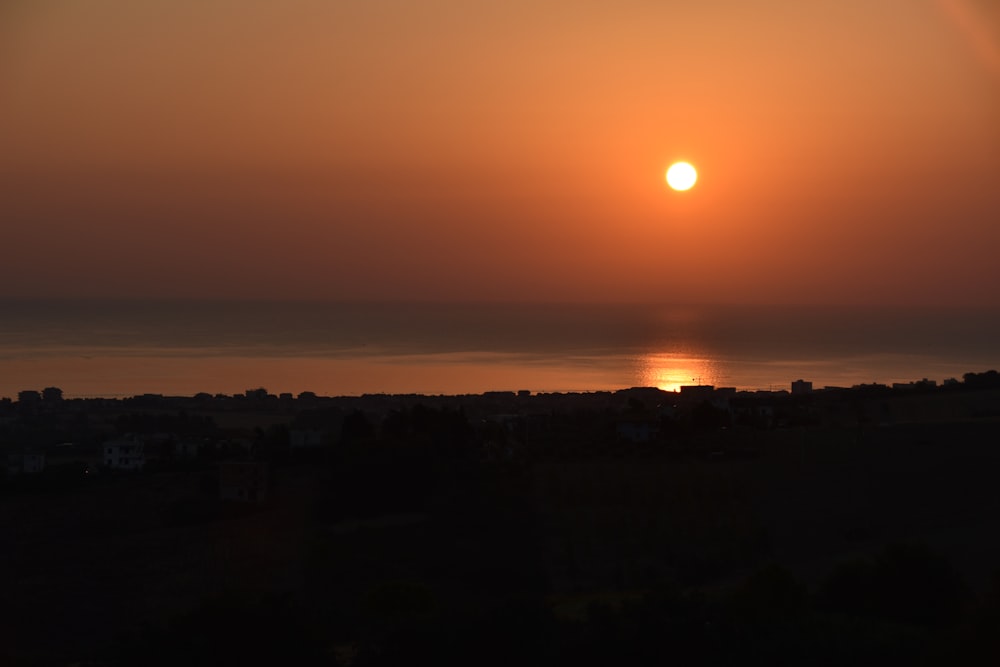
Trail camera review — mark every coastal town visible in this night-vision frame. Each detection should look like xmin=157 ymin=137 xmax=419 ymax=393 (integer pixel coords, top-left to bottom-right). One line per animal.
xmin=4 ymin=370 xmax=999 ymax=482
xmin=2 ymin=370 xmax=1000 ymax=664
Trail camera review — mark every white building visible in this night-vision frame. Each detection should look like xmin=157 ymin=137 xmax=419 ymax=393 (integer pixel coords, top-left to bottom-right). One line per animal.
xmin=616 ymin=419 xmax=659 ymax=443
xmin=6 ymin=450 xmax=45 ymax=474
xmin=103 ymin=435 xmax=145 ymax=470
xmin=174 ymin=438 xmax=203 ymax=459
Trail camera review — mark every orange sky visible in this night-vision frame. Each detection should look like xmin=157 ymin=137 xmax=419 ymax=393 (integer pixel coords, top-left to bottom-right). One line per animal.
xmin=2 ymin=0 xmax=998 ymax=305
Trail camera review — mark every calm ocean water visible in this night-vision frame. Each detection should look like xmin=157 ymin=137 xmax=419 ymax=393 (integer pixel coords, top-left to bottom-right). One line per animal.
xmin=1 ymin=300 xmax=998 ymax=398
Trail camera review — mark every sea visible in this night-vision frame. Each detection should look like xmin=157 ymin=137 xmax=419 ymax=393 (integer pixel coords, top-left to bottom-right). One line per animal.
xmin=1 ymin=300 xmax=998 ymax=399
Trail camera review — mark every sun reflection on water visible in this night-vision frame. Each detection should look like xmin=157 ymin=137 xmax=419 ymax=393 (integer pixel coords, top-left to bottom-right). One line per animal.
xmin=637 ymin=353 xmax=726 ymax=392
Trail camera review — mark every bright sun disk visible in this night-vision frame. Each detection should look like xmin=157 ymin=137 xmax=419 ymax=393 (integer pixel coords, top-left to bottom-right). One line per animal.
xmin=666 ymin=162 xmax=697 ymax=191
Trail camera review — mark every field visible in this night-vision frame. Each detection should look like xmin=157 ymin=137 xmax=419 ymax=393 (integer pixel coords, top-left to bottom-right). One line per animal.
xmin=2 ymin=418 xmax=1000 ymax=663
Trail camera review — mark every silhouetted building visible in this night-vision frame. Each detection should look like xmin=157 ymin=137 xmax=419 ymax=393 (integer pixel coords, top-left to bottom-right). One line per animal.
xmin=17 ymin=390 xmax=41 ymax=404
xmin=892 ymin=378 xmax=937 ymax=390
xmin=680 ymin=385 xmax=715 ymax=401
xmin=42 ymin=386 xmax=63 ymax=402
xmin=791 ymin=379 xmax=813 ymax=395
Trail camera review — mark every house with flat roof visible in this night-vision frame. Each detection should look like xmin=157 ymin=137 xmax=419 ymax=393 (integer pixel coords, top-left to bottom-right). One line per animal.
xmin=103 ymin=435 xmax=145 ymax=471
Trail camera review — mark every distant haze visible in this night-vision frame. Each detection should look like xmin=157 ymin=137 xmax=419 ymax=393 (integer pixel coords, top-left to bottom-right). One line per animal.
xmin=1 ymin=301 xmax=997 ymax=398
xmin=1 ymin=0 xmax=998 ymax=305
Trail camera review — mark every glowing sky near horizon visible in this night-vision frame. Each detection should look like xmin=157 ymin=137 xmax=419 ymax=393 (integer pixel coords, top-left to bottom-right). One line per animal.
xmin=1 ymin=0 xmax=998 ymax=305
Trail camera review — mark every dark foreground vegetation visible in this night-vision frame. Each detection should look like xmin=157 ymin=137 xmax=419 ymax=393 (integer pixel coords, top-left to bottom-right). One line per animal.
xmin=2 ymin=374 xmax=1000 ymax=664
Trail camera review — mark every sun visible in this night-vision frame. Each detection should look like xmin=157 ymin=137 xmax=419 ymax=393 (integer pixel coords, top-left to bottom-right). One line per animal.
xmin=666 ymin=162 xmax=697 ymax=191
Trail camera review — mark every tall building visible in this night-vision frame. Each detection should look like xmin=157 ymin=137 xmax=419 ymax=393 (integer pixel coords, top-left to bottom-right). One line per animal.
xmin=791 ymin=379 xmax=813 ymax=395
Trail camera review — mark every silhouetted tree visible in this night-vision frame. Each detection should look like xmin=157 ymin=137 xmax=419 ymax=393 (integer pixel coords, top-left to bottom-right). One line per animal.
xmin=113 ymin=591 xmax=333 ymax=666
xmin=817 ymin=543 xmax=968 ymax=628
xmin=690 ymin=400 xmax=731 ymax=429
xmin=254 ymin=423 xmax=290 ymax=463
xmin=340 ymin=410 xmax=375 ymax=446
xmin=963 ymin=370 xmax=1000 ymax=389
